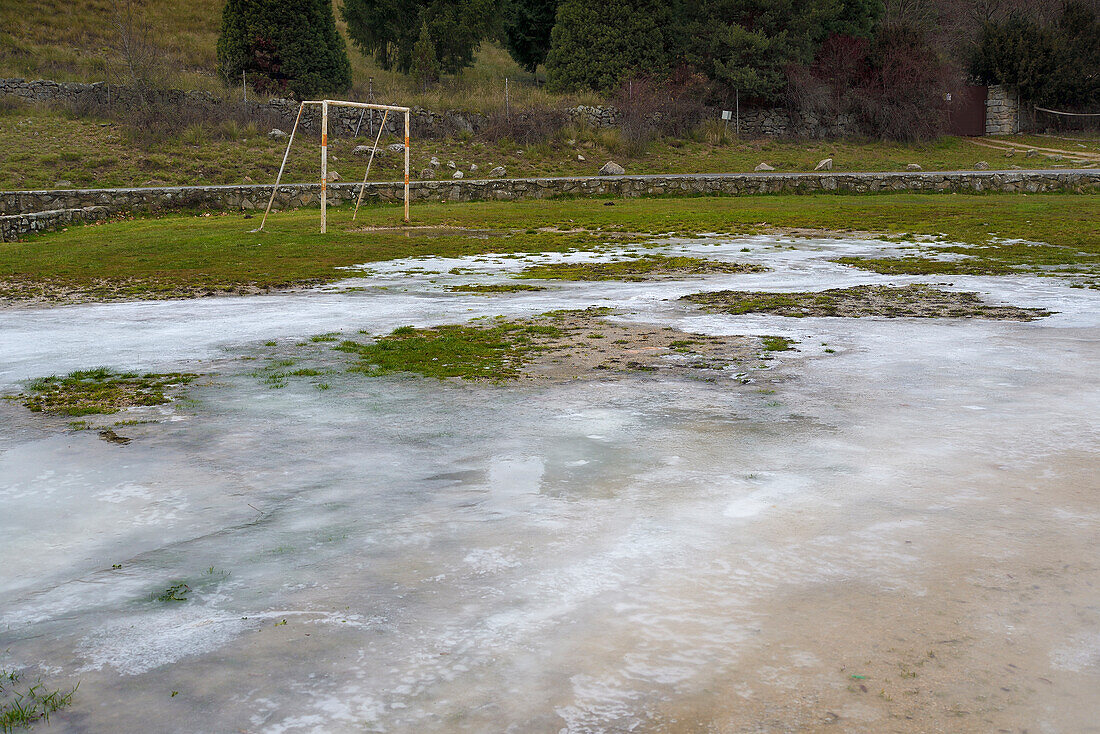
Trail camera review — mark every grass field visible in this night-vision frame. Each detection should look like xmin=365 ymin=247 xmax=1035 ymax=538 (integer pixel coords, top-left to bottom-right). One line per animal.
xmin=1 ymin=193 xmax=1096 ymax=302
xmin=1 ymin=99 xmax=1090 ymax=191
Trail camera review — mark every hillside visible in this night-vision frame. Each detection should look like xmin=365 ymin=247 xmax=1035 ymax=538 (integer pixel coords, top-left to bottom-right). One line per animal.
xmin=0 ymin=0 xmax=537 ymax=105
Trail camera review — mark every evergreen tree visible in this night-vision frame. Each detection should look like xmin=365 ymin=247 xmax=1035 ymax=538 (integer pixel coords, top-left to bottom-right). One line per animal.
xmin=501 ymin=0 xmax=558 ymax=72
xmin=545 ymin=0 xmax=677 ymax=93
xmin=684 ymin=0 xmax=881 ymax=100
xmin=217 ymin=0 xmax=352 ymax=99
xmin=410 ymin=21 xmax=441 ymax=88
xmin=342 ymin=0 xmax=496 ymax=75
xmin=971 ymin=1 xmax=1098 ymax=108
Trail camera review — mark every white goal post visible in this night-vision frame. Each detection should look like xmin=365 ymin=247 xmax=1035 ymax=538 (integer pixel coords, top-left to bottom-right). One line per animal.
xmin=256 ymin=99 xmax=411 ymax=233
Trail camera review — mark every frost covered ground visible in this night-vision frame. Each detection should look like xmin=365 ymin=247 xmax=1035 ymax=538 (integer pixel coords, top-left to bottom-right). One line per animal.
xmin=1 ymin=235 xmax=1098 ymax=733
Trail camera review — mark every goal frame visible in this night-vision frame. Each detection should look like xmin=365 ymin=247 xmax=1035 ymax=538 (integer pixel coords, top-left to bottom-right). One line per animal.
xmin=257 ymin=99 xmax=411 ymax=233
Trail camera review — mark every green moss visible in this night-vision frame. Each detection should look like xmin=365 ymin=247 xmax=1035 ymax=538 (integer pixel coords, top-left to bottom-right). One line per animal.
xmin=16 ymin=368 xmax=198 ymax=416
xmin=335 ymin=321 xmax=564 ymax=380
xmin=518 ymin=254 xmax=765 ymax=281
xmin=445 ymin=283 xmax=548 ymax=293
xmin=683 ymin=284 xmax=1052 ymax=320
xmin=761 ymin=336 xmax=796 ymax=351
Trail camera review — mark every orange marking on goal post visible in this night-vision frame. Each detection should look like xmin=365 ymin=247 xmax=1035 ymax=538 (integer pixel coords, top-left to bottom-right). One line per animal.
xmin=321 ymin=133 xmax=327 ymax=146
xmin=404 ymin=137 xmax=409 ymax=146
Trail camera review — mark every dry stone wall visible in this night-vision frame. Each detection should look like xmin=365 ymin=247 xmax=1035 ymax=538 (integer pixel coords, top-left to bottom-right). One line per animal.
xmin=986 ymin=85 xmax=1019 ymax=135
xmin=3 ymin=171 xmax=1096 ymax=241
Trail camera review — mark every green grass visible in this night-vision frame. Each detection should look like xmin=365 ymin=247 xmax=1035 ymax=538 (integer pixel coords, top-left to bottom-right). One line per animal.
xmin=335 ymin=321 xmax=564 ymax=380
xmin=13 ymin=368 xmax=198 ymax=415
xmin=1 ymin=669 xmax=76 ymax=733
xmin=1 ymin=194 xmax=1097 ymax=302
xmin=518 ymin=254 xmax=766 ymax=281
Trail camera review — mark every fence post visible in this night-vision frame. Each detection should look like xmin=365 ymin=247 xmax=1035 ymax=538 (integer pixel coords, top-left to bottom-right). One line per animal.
xmin=505 ymin=77 xmax=510 ymax=121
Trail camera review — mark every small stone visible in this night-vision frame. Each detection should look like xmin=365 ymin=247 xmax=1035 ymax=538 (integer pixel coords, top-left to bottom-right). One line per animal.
xmin=420 ymin=168 xmax=436 ymax=180
xmin=974 ymin=161 xmax=990 ymax=170
xmin=268 ymin=129 xmax=288 ymax=140
xmin=430 ymin=157 xmax=440 ymax=167
xmin=814 ymin=158 xmax=832 ymax=171
xmin=577 ymin=154 xmax=586 ymax=162
xmin=599 ymin=161 xmax=625 ymax=176
xmin=55 ymin=180 xmax=73 ymax=188
xmin=488 ymin=166 xmax=506 ymax=178
xmin=452 ymin=170 xmax=464 ymax=179
xmin=243 ymin=176 xmax=253 ymax=183
xmin=447 ymin=160 xmax=456 ymax=169
xmin=387 ymin=143 xmax=405 ymax=153
xmin=1047 ymin=154 xmax=1064 ymax=161
xmin=1004 ymin=149 xmax=1015 ymax=157
xmin=754 ymin=162 xmax=775 ymax=172
xmin=905 ymin=163 xmax=922 ymax=171
xmin=567 ymin=139 xmax=576 ymax=146
xmin=469 ymin=163 xmax=478 ymax=172
xmin=1025 ymin=149 xmax=1039 ymax=158
xmin=326 ymin=170 xmax=340 ymax=182
xmin=143 ymin=179 xmax=168 ymax=187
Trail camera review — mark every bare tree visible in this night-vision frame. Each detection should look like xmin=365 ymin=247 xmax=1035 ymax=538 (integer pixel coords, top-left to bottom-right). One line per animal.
xmin=108 ymin=0 xmax=164 ymax=105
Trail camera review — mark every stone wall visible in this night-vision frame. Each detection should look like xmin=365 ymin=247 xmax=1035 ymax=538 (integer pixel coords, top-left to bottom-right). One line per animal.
xmin=0 ymin=206 xmax=109 ymax=242
xmin=3 ymin=170 xmax=1096 ymax=241
xmin=986 ymin=85 xmax=1019 ymax=135
xmin=0 ymin=77 xmax=860 ymax=140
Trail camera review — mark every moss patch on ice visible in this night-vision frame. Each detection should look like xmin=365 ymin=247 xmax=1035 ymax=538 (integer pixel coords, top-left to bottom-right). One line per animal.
xmin=445 ymin=283 xmax=548 ymax=293
xmin=518 ymin=254 xmax=766 ymax=281
xmin=335 ymin=322 xmax=564 ymax=380
xmin=335 ymin=309 xmax=776 ymax=383
xmin=682 ymin=284 xmax=1052 ymax=320
xmin=14 ymin=368 xmax=199 ymax=416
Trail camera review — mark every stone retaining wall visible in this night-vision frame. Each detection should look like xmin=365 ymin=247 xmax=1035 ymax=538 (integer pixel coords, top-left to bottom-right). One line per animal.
xmin=2 ymin=170 xmax=1096 ymax=241
xmin=0 ymin=206 xmax=110 ymax=242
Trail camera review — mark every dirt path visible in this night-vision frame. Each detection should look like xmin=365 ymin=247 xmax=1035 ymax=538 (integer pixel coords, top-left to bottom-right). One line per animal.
xmin=968 ymin=137 xmax=1100 ymax=162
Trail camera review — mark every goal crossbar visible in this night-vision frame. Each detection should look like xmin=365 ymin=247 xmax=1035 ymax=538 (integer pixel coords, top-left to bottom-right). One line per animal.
xmin=257 ymin=99 xmax=412 ymax=234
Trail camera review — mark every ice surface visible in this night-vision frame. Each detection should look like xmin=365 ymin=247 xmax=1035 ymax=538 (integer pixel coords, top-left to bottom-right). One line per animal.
xmin=1 ymin=235 xmax=1098 ymax=732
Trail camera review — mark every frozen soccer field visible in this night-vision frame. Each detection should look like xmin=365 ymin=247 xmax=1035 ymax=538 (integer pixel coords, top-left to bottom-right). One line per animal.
xmin=2 ymin=233 xmax=1098 ymax=733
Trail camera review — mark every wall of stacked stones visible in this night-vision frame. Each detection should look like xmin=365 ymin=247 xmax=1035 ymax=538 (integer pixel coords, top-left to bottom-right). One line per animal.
xmin=3 ymin=171 xmax=1097 ymax=241
xmin=986 ymin=85 xmax=1019 ymax=135
xmin=0 ymin=77 xmax=857 ymax=140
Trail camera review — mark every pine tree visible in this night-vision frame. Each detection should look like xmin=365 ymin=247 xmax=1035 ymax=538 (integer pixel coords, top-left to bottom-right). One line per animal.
xmin=545 ymin=0 xmax=676 ymax=93
xmin=410 ymin=21 xmax=441 ymax=89
xmin=217 ymin=0 xmax=352 ymax=99
xmin=502 ymin=0 xmax=558 ymax=73
xmin=342 ymin=0 xmax=496 ymax=76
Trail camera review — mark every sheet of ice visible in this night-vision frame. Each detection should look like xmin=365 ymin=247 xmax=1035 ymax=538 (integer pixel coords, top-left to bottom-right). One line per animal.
xmin=1 ymin=234 xmax=1097 ymax=733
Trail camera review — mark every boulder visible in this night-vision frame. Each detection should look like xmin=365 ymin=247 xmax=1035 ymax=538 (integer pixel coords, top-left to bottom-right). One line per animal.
xmin=577 ymin=154 xmax=586 ymax=162
xmin=387 ymin=143 xmax=405 ymax=153
xmin=430 ymin=156 xmax=440 ymax=167
xmin=447 ymin=160 xmax=457 ymax=169
xmin=420 ymin=168 xmax=436 ymax=180
xmin=55 ymin=180 xmax=73 ymax=188
xmin=814 ymin=158 xmax=832 ymax=171
xmin=353 ymin=145 xmax=381 ymax=157
xmin=469 ymin=163 xmax=478 ymax=172
xmin=598 ymin=161 xmax=625 ymax=176
xmin=268 ymin=129 xmax=288 ymax=140
xmin=1004 ymin=149 xmax=1015 ymax=157
xmin=754 ymin=162 xmax=775 ymax=172
xmin=452 ymin=170 xmax=464 ymax=179
xmin=974 ymin=161 xmax=990 ymax=170
xmin=326 ymin=171 xmax=341 ymax=182
xmin=1047 ymin=154 xmax=1065 ymax=162
xmin=905 ymin=163 xmax=922 ymax=171
xmin=1025 ymin=149 xmax=1039 ymax=158
xmin=488 ymin=166 xmax=506 ymax=178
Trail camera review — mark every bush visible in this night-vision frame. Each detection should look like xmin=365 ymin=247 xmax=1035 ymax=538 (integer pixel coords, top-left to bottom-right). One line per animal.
xmin=545 ymin=0 xmax=676 ymax=93
xmin=481 ymin=106 xmax=569 ymax=144
xmin=612 ymin=71 xmax=708 ymax=154
xmin=217 ymin=0 xmax=352 ymax=100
